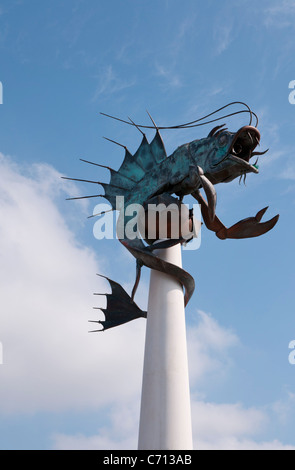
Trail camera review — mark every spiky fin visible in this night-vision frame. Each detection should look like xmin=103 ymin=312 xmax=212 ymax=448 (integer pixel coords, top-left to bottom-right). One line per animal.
xmin=133 ymin=135 xmax=156 ymax=172
xmin=150 ymin=130 xmax=167 ymax=163
xmin=66 ymin=129 xmax=168 ymax=211
xmin=102 ymin=130 xmax=168 ymax=210
xmin=117 ymin=147 xmax=146 ymax=182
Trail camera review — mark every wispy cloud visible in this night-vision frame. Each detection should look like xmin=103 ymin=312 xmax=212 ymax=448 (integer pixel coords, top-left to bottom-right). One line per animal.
xmin=154 ymin=62 xmax=182 ymax=89
xmin=92 ymin=65 xmax=136 ymax=101
xmin=264 ymin=0 xmax=295 ymax=28
xmin=153 ymin=13 xmax=197 ymax=89
xmin=214 ymin=23 xmax=233 ymax=55
xmin=279 ymin=162 xmax=295 ymax=180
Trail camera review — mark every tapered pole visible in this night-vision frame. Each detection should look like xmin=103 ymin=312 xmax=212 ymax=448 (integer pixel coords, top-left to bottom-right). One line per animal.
xmin=138 ymin=243 xmax=193 ymax=450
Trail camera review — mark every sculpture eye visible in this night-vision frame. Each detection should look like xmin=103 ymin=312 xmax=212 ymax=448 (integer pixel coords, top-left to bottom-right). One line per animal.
xmin=218 ymin=134 xmax=228 ymax=147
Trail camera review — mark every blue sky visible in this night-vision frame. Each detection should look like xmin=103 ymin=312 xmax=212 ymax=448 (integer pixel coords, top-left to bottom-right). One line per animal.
xmin=0 ymin=0 xmax=295 ymax=450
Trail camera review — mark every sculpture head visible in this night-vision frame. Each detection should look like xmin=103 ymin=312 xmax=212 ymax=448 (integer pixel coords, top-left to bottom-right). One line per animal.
xmin=189 ymin=125 xmax=268 ymax=185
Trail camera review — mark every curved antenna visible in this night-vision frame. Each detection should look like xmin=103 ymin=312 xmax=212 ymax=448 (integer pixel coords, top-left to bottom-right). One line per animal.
xmin=176 ymin=102 xmax=257 ymax=128
xmin=100 ymin=101 xmax=259 ymax=131
xmin=101 ymin=110 xmax=252 ymax=129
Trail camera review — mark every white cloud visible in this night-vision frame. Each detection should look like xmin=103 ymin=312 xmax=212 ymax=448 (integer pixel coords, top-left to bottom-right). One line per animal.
xmin=271 ymin=391 xmax=295 ymax=425
xmin=187 ymin=310 xmax=239 ymax=385
xmin=1 ymin=155 xmax=294 ymax=451
xmin=52 ymin=398 xmax=295 ymax=450
xmin=49 ymin=308 xmax=295 ymax=450
xmin=53 ymin=401 xmax=139 ymax=450
xmin=0 ymin=154 xmax=145 ymax=414
xmin=192 ymin=400 xmax=266 ymax=449
xmin=196 ymin=437 xmax=295 ymax=451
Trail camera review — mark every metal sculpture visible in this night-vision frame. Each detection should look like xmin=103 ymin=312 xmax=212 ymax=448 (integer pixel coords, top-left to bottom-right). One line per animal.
xmin=63 ymin=102 xmax=279 ymax=331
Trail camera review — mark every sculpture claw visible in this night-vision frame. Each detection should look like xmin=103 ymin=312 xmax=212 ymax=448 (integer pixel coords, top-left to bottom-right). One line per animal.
xmin=216 ymin=207 xmax=279 ymax=240
xmin=197 ymin=167 xmax=217 ymax=223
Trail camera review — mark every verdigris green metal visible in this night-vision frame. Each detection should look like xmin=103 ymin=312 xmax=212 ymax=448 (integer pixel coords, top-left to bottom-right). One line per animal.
xmin=63 ymin=103 xmax=279 ymax=331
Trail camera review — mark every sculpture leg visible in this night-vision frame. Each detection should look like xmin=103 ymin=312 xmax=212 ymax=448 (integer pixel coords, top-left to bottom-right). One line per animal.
xmin=193 ymin=190 xmax=279 ymax=240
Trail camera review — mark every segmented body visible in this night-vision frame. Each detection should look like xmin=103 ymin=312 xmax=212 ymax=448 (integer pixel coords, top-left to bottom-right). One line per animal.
xmin=64 ymin=115 xmax=279 ymax=330
xmin=106 ymin=130 xmax=199 ymax=307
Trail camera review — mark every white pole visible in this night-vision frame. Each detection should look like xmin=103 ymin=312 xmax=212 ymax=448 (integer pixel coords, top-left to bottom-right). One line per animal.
xmin=138 ymin=243 xmax=193 ymax=450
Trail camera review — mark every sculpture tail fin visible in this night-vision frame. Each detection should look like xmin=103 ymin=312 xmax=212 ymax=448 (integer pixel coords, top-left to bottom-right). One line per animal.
xmin=90 ymin=275 xmax=147 ymax=332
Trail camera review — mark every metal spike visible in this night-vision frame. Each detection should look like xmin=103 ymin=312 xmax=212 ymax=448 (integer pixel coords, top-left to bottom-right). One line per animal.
xmin=214 ymin=127 xmax=228 ymax=137
xmin=128 ymin=116 xmax=145 ymax=136
xmin=80 ymin=158 xmax=112 ymax=170
xmin=207 ymin=124 xmax=226 ymax=138
xmin=66 ymin=194 xmax=103 ymax=201
xmin=239 ymin=175 xmax=242 ymax=185
xmin=61 ymin=176 xmax=103 ymax=185
xmin=87 ymin=208 xmax=114 ymax=219
xmin=146 ymin=110 xmax=158 ymax=130
xmin=243 ymin=173 xmax=247 ymax=185
xmin=96 ymin=273 xmax=109 ymax=279
xmin=103 ymin=137 xmax=128 ymax=151
xmin=100 ymin=111 xmax=132 ymax=126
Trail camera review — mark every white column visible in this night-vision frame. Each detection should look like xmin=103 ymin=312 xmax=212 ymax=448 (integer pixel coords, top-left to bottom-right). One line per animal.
xmin=138 ymin=243 xmax=193 ymax=450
